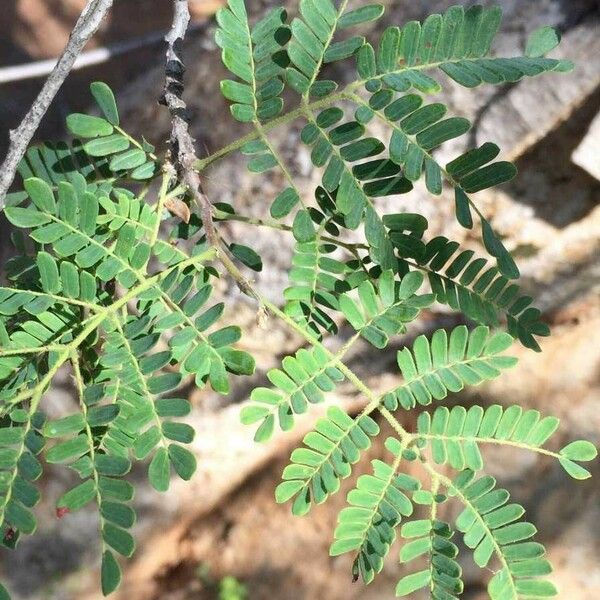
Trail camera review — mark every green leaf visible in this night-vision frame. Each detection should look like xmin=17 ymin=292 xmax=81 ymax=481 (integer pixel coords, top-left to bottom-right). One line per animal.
xmin=560 ymin=440 xmax=597 ymax=462
xmin=24 ymin=177 xmax=56 ymax=213
xmin=271 ymin=187 xmax=300 ymax=218
xmin=559 ymin=458 xmax=592 ymax=480
xmin=46 ymin=435 xmax=89 ymax=463
xmin=95 ymin=454 xmax=131 ymax=477
xmin=324 ymin=37 xmax=365 ymax=64
xmin=148 ymin=448 xmax=170 ymax=492
xmin=101 ymin=502 xmax=136 ymax=529
xmin=292 ymin=209 xmax=316 ymax=242
xmin=91 ymin=81 xmax=120 ymax=126
xmin=390 ymin=326 xmax=517 ymax=410
xmin=66 ymin=114 xmax=114 ymax=138
xmin=5 ymin=500 xmax=36 ymax=534
xmin=102 ymin=523 xmax=135 ymax=557
xmin=37 ymin=252 xmax=61 ymax=294
xmin=83 ymin=135 xmax=130 ymax=157
xmin=109 ymin=149 xmax=146 ymax=172
xmin=101 ymin=550 xmax=122 ymax=596
xmin=461 ymin=162 xmax=517 ymax=194
xmin=4 ymin=207 xmax=51 ymax=228
xmin=43 ymin=414 xmax=85 ymax=438
xmin=254 ymin=414 xmax=275 ymax=443
xmin=168 ymin=444 xmax=197 ymax=480
xmin=396 ymin=570 xmax=430 ymax=595
xmin=455 ymin=188 xmax=473 ymax=229
xmin=57 ymin=479 xmax=97 ymax=511
xmin=526 ymin=26 xmax=561 ymax=57
xmin=162 ymin=422 xmax=194 ymax=444
xmin=133 ymin=427 xmax=161 ymax=460
xmin=338 ymin=5 xmax=384 ymax=29
xmin=230 ymin=243 xmax=263 ymax=272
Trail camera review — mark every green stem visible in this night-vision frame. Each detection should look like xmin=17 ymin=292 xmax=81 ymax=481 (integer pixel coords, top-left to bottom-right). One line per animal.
xmin=418 ymin=433 xmax=563 ymax=460
xmin=379 ymin=406 xmax=412 ymax=442
xmin=0 ymin=287 xmax=103 ymax=313
xmin=0 ymin=345 xmax=63 ymax=358
xmin=195 ymin=91 xmax=354 ymax=172
xmin=214 ymin=210 xmax=368 ymax=255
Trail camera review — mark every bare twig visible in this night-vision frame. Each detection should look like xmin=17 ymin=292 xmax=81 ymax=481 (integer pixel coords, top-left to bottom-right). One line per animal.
xmin=0 ymin=0 xmax=114 ymax=210
xmin=161 ymin=0 xmax=261 ymax=304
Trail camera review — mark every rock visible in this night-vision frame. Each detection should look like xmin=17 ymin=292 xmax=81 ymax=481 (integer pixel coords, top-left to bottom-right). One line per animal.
xmin=475 ymin=21 xmax=600 ymax=161
xmin=572 ymin=111 xmax=600 ymax=180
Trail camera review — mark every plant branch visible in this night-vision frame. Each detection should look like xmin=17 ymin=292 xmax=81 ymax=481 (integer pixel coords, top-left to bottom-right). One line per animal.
xmin=161 ymin=0 xmax=261 ymax=303
xmin=214 ymin=210 xmax=368 ymax=254
xmin=2 ymin=248 xmax=215 ymax=412
xmin=0 ymin=0 xmax=114 ymax=210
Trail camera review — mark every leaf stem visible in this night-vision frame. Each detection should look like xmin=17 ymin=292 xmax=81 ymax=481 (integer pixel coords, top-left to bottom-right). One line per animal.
xmin=194 ymin=91 xmax=354 ymax=172
xmin=418 ymin=433 xmax=563 ymax=460
xmin=421 ymin=460 xmax=518 ymax=598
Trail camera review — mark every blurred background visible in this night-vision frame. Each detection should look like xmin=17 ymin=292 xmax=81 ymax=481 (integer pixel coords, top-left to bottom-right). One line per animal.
xmin=0 ymin=0 xmax=599 ymax=598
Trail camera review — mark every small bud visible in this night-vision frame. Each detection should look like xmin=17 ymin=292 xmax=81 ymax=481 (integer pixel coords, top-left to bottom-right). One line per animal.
xmin=257 ymin=305 xmax=269 ymax=328
xmin=351 ymin=557 xmax=360 ymax=583
xmin=56 ymin=506 xmax=70 ymax=519
xmin=4 ymin=527 xmax=15 ymax=541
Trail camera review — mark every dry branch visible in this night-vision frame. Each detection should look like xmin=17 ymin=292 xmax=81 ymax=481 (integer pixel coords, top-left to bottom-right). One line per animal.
xmin=0 ymin=0 xmax=114 ymax=210
xmin=160 ymin=0 xmax=262 ymax=304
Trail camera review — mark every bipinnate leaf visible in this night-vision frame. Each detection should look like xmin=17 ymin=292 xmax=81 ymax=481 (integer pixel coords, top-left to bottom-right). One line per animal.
xmin=0 ymin=5 xmax=591 ymax=599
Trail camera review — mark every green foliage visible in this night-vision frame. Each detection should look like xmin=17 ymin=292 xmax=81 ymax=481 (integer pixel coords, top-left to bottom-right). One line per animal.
xmin=219 ymin=575 xmax=248 ymax=600
xmin=382 ymin=326 xmax=518 ymax=410
xmin=397 ymin=517 xmax=464 ymax=598
xmin=330 ymin=437 xmax=418 ymax=583
xmin=414 ymin=404 xmax=597 ymax=479
xmin=338 ymin=270 xmax=433 ymax=348
xmin=450 ymin=470 xmax=557 ymax=599
xmin=275 ymin=406 xmax=379 ymax=515
xmin=241 ymin=346 xmax=345 ymax=440
xmin=0 ymin=2 xmax=594 ymax=599
xmin=406 ymin=235 xmax=549 ymax=350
